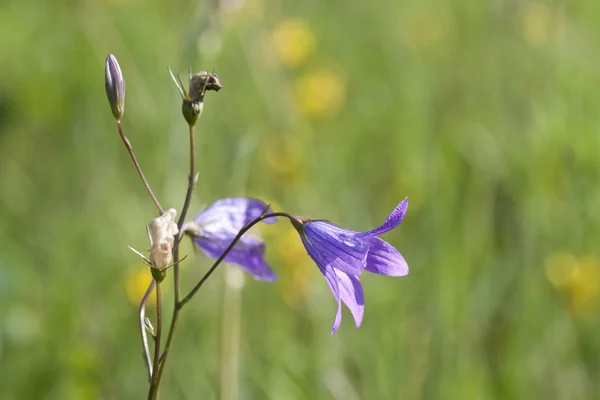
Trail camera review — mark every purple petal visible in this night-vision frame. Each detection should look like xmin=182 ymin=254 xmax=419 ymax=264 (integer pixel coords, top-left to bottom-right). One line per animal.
xmin=332 ymin=302 xmax=342 ymax=334
xmin=335 ymin=270 xmax=364 ymax=328
xmin=303 ymin=222 xmax=368 ymax=275
xmin=325 ymin=272 xmax=342 ymax=334
xmin=362 ymin=236 xmax=408 ymax=276
xmin=300 ymin=234 xmax=343 ymax=333
xmin=194 ymin=237 xmax=277 ymax=281
xmin=358 ymin=199 xmax=408 ymax=237
xmin=195 ymin=197 xmax=276 ymax=232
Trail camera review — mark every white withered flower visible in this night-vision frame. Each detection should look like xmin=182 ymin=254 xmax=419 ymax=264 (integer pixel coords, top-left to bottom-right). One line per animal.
xmin=148 ymin=209 xmax=179 ymax=271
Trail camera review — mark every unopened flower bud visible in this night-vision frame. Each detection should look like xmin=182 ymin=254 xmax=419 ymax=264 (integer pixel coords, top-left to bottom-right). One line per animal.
xmin=104 ymin=54 xmax=125 ymax=120
xmin=148 ymin=209 xmax=179 ymax=271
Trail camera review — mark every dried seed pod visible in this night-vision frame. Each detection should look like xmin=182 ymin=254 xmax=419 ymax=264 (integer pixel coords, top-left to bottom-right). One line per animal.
xmin=188 ymin=71 xmax=222 ymax=103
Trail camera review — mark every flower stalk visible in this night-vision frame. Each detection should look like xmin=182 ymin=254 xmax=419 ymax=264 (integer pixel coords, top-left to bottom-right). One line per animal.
xmin=105 ymin=55 xmax=166 ymax=383
xmin=147 ymin=282 xmax=163 ymax=400
xmin=105 ymin=53 xmax=409 ymax=398
xmin=147 ymin=68 xmax=221 ymax=399
xmin=139 ymin=279 xmax=156 ymax=381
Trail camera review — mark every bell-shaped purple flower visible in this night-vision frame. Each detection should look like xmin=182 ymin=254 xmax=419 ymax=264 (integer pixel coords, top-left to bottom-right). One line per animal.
xmin=187 ymin=197 xmax=277 ymax=281
xmin=291 ymin=199 xmax=408 ymax=334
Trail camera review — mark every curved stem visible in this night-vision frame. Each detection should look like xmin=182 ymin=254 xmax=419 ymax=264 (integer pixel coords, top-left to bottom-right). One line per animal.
xmin=116 ymin=120 xmax=164 ymax=215
xmin=147 ymin=282 xmax=163 ymax=400
xmin=139 ymin=279 xmax=156 ymax=382
xmin=180 ymin=212 xmax=290 ymax=306
xmin=115 ymin=120 xmax=164 ymax=386
xmin=152 ymin=211 xmax=291 ymax=394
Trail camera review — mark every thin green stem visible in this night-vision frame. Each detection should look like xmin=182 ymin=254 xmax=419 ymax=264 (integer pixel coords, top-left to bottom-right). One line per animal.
xmin=116 ymin=120 xmax=164 ymax=215
xmin=139 ymin=279 xmax=156 ymax=382
xmin=174 ymin=124 xmax=196 ymax=303
xmin=152 ymin=301 xmax=182 ymax=395
xmin=147 ymin=282 xmax=163 ymax=400
xmin=115 ymin=119 xmax=163 ymax=384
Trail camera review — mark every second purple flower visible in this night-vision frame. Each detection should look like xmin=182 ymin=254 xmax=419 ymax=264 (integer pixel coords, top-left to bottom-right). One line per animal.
xmin=185 ymin=197 xmax=278 ymax=281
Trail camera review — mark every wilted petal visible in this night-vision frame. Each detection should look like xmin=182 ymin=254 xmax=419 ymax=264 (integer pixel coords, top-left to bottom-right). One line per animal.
xmin=194 ymin=237 xmax=277 ymax=281
xmin=362 ymin=236 xmax=408 ymax=276
xmin=358 ymin=199 xmax=408 ymax=237
xmin=189 ymin=71 xmax=223 ymax=103
xmin=147 ymin=209 xmax=178 ymax=271
xmin=148 ymin=209 xmax=178 ymax=246
xmin=335 ymin=270 xmax=364 ymax=328
xmin=303 ymin=222 xmax=368 ymax=275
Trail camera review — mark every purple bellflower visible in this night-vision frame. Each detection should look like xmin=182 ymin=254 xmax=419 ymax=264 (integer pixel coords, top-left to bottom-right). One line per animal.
xmin=186 ymin=197 xmax=277 ymax=281
xmin=290 ymin=199 xmax=408 ymax=334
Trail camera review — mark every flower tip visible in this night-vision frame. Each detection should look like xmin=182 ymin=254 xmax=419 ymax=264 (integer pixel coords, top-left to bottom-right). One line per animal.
xmin=104 ymin=54 xmax=125 ymax=120
xmin=256 ymin=271 xmax=278 ymax=282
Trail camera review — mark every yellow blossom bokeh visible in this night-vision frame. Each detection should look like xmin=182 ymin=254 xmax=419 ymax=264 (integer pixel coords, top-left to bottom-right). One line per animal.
xmin=275 ymin=227 xmax=317 ymax=306
xmin=272 ymin=18 xmax=316 ymax=68
xmin=519 ymin=2 xmax=553 ymax=45
xmin=262 ymin=134 xmax=305 ymax=187
xmin=125 ymin=266 xmax=168 ymax=307
xmin=294 ymin=69 xmax=346 ymax=118
xmin=545 ymin=253 xmax=600 ymax=316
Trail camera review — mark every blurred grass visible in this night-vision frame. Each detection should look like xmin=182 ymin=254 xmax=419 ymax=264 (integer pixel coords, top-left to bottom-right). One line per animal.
xmin=1 ymin=0 xmax=600 ymax=398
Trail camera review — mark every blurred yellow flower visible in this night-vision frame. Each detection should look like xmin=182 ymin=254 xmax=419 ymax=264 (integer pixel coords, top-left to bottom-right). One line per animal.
xmin=262 ymin=135 xmax=304 ymax=187
xmin=125 ymin=266 xmax=165 ymax=306
xmin=294 ymin=69 xmax=346 ymax=118
xmin=545 ymin=252 xmax=578 ymax=289
xmin=276 ymin=227 xmax=316 ymax=305
xmin=272 ymin=18 xmax=316 ymax=68
xmin=568 ymin=257 xmax=600 ymax=315
xmin=520 ymin=2 xmax=552 ymax=45
xmin=545 ymin=253 xmax=600 ymax=316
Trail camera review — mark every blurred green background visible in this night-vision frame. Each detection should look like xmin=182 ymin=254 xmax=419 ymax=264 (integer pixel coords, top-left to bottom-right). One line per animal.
xmin=1 ymin=0 xmax=599 ymax=398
